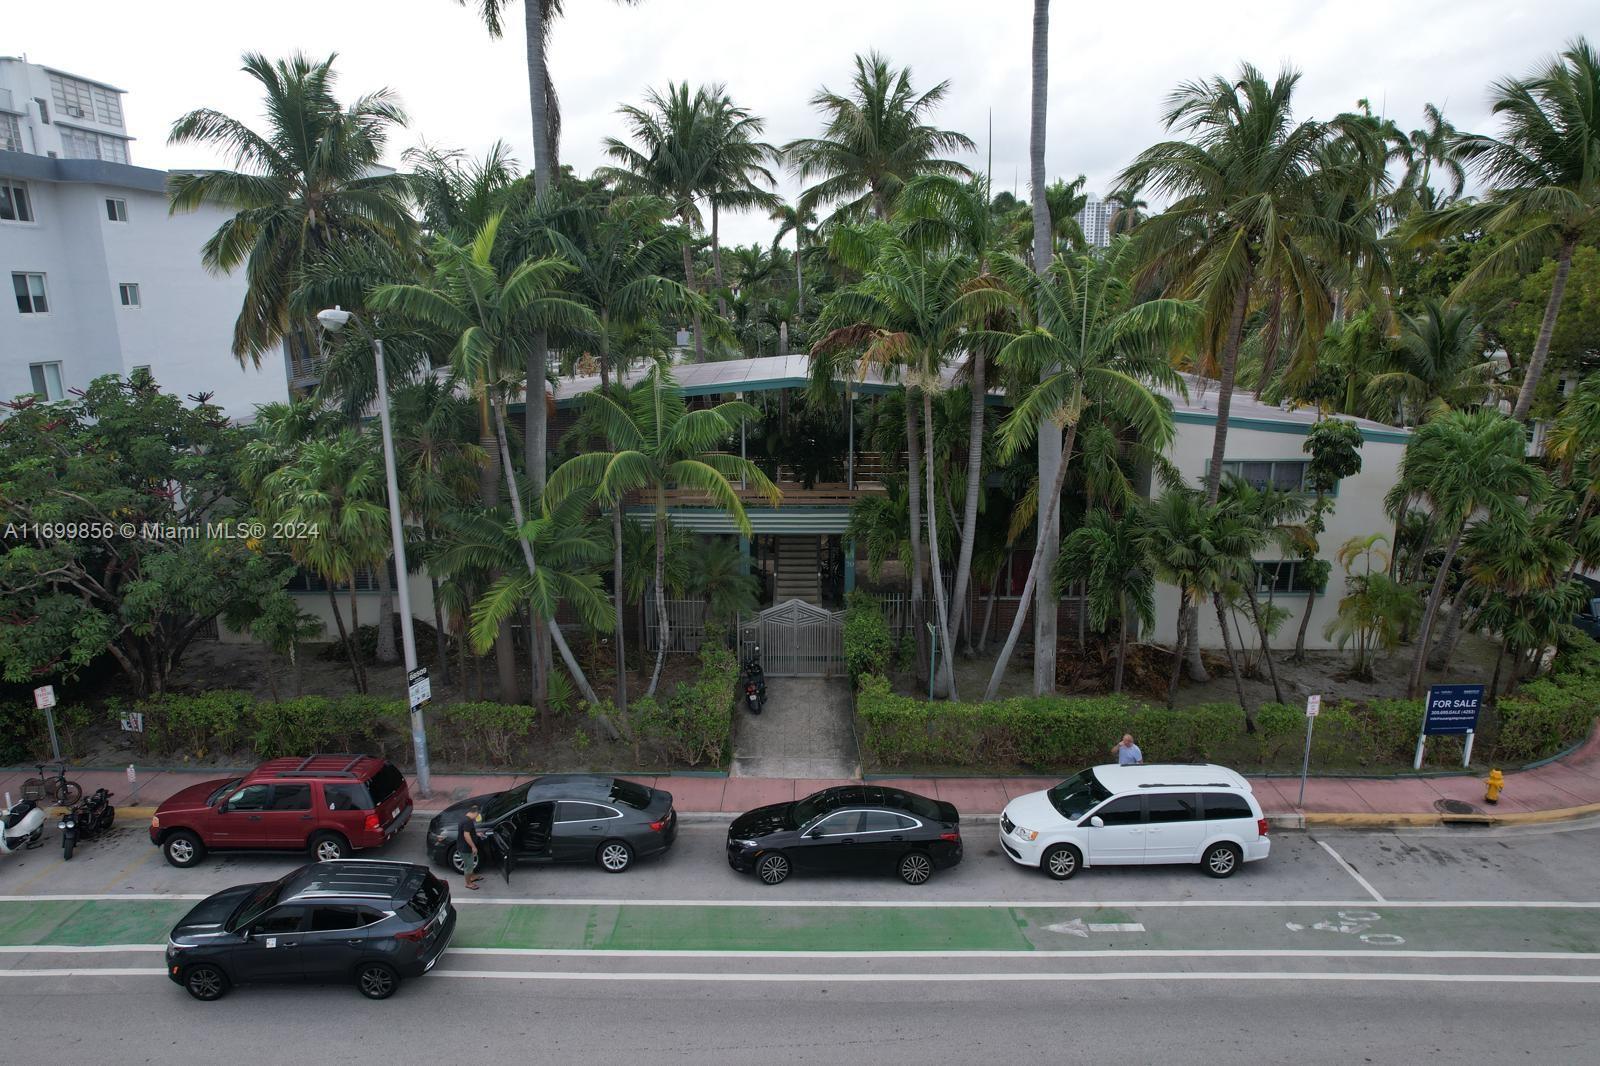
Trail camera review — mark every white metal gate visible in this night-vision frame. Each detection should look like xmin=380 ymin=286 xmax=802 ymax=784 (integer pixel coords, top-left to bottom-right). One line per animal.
xmin=740 ymin=598 xmax=846 ymax=677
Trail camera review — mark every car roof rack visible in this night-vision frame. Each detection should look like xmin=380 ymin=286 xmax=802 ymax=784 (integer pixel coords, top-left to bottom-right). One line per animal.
xmin=272 ymin=770 xmax=360 ymax=779
xmin=1136 ymin=782 xmax=1236 ymax=789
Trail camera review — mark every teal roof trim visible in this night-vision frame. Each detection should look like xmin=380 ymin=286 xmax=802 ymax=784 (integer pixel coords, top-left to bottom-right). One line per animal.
xmin=1172 ymin=409 xmax=1409 ymax=444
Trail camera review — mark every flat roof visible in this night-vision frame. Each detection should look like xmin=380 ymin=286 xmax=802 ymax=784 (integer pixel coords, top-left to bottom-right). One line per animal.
xmin=552 ymin=356 xmax=1410 ymax=444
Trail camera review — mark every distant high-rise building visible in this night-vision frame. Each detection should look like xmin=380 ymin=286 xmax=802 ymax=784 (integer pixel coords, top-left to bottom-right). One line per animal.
xmin=0 ymin=56 xmax=290 ymax=419
xmin=1075 ymin=198 xmax=1116 ymax=248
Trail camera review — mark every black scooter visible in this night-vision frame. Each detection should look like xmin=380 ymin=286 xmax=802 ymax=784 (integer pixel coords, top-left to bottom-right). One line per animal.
xmin=61 ymin=788 xmax=114 ymax=861
xmin=741 ymin=645 xmax=767 ymax=714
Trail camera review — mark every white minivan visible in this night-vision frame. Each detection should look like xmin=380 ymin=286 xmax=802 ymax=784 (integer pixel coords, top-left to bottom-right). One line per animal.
xmin=999 ymin=763 xmax=1270 ymax=880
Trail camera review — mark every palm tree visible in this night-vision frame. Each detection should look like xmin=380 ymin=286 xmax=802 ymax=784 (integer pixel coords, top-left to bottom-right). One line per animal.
xmin=168 ymin=52 xmax=414 ymax=364
xmin=367 ymin=213 xmax=604 ymax=707
xmin=546 ymin=365 xmax=778 ymax=696
xmin=1365 ymin=298 xmax=1506 ymax=423
xmin=701 ymin=88 xmax=781 ymax=319
xmin=683 ymin=538 xmax=760 ymax=623
xmin=770 ymin=200 xmax=819 ymax=316
xmin=1324 ymin=534 xmax=1416 ymax=681
xmin=1387 ymin=410 xmax=1543 ymax=697
xmin=1106 ymin=185 xmax=1148 ymax=236
xmin=982 ymin=241 xmax=1194 ymax=700
xmin=1143 ymin=489 xmax=1249 ymax=711
xmin=1057 ymin=506 xmax=1154 ymax=693
xmin=1120 ymin=64 xmax=1383 ymax=503
xmin=1390 ymin=103 xmax=1466 ymax=216
xmin=1411 ymin=38 xmax=1600 ymax=420
xmin=1289 ymin=418 xmax=1364 ymax=661
xmin=1028 ymin=0 xmax=1058 ymax=696
xmin=785 ymin=51 xmax=975 ymax=221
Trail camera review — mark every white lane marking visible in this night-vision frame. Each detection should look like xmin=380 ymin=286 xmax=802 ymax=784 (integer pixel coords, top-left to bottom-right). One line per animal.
xmin=3 ymin=894 xmax=1600 ymax=910
xmin=1087 ymin=923 xmax=1145 ymax=933
xmin=0 ymin=968 xmax=162 ymax=977
xmin=1316 ymin=840 xmax=1387 ymax=903
xmin=0 ymin=945 xmax=163 ymax=954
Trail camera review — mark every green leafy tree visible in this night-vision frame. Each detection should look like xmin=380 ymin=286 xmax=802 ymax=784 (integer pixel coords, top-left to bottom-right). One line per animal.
xmin=1291 ymin=419 xmax=1364 ymax=661
xmin=1324 ymin=534 xmax=1417 ymax=681
xmin=1056 ymin=507 xmax=1154 ymax=693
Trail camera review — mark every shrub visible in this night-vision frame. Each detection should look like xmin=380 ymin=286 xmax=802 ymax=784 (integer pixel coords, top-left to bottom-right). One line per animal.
xmin=844 ymin=591 xmax=893 ymax=684
xmin=437 ymin=701 xmax=538 ymax=765
xmin=650 ymin=643 xmax=738 ymax=767
xmin=0 ymin=703 xmax=45 ymax=764
xmin=134 ymin=690 xmax=255 ymax=760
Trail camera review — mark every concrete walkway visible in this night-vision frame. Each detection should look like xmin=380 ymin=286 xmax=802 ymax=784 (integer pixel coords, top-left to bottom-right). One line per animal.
xmin=5 ymin=725 xmax=1597 ymax=828
xmin=728 ymin=676 xmax=860 ymax=779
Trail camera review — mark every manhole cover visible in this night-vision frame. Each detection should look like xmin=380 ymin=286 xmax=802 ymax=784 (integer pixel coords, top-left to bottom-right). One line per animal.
xmin=1434 ymin=798 xmax=1479 ymax=815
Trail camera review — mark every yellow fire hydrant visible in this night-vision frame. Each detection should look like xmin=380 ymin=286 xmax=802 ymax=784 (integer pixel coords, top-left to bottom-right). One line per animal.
xmin=1485 ymin=768 xmax=1505 ymax=805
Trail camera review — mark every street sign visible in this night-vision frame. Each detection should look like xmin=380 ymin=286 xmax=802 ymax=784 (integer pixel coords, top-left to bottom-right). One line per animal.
xmin=119 ymin=712 xmax=145 ymax=733
xmin=1423 ymin=684 xmax=1483 ymax=735
xmin=1305 ymin=694 xmax=1321 ymax=718
xmin=33 ymin=685 xmax=55 ymax=709
xmin=407 ymin=666 xmax=431 ymax=709
xmin=1416 ymin=683 xmax=1485 ymax=769
xmin=1298 ymin=694 xmax=1322 ymax=807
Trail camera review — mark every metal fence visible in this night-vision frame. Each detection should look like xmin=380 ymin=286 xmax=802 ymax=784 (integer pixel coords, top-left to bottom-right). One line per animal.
xmin=740 ymin=599 xmax=846 ymax=677
xmin=642 ymin=597 xmax=711 ymax=654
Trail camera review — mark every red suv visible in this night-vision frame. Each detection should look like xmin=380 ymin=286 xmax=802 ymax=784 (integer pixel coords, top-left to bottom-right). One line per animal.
xmin=150 ymin=755 xmax=414 ymax=868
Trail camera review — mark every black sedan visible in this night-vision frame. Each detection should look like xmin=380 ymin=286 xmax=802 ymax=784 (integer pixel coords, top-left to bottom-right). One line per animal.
xmin=165 ymin=860 xmax=454 ymax=1001
xmin=727 ymin=785 xmax=962 ymax=885
xmin=426 ymin=774 xmax=676 ymax=875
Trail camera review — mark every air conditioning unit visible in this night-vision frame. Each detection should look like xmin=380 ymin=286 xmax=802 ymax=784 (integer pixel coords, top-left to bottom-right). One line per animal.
xmin=65 ymin=106 xmax=85 ymax=118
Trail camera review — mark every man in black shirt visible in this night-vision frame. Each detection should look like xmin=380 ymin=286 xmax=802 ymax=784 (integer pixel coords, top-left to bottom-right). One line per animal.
xmin=459 ymin=805 xmax=485 ymax=890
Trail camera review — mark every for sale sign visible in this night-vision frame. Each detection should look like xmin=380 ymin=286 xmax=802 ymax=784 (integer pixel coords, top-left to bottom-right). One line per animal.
xmin=1423 ymin=684 xmax=1483 ymax=735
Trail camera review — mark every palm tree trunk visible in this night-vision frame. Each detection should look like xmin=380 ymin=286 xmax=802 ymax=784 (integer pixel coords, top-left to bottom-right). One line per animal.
xmin=923 ymin=390 xmax=959 ymax=700
xmin=1292 ymin=583 xmax=1318 ymax=665
xmin=490 ymin=393 xmax=602 ymax=706
xmin=1252 ymin=283 xmax=1283 ymax=401
xmin=479 ymin=390 xmax=519 ymax=703
xmin=905 ymin=401 xmax=930 ymax=684
xmin=1213 ymin=593 xmax=1253 ymax=730
xmin=1029 ymin=0 xmax=1058 ymax=698
xmin=527 ymin=335 xmax=548 ymax=494
xmin=1205 ymin=274 xmax=1254 ymax=502
xmin=525 ymin=0 xmax=551 ymax=197
xmin=375 ymin=562 xmax=398 ymax=664
xmin=1488 ymin=639 xmax=1506 ymax=703
xmin=1113 ymin=588 xmax=1129 ymax=694
xmin=1243 ymin=583 xmax=1283 ymax=704
xmin=681 ymin=230 xmax=704 ymax=361
xmin=612 ymin=504 xmax=629 ymax=713
xmin=985 ymin=420 xmax=1079 ymax=701
xmin=978 ymin=564 xmax=1002 ymax=653
xmin=949 ymin=353 xmax=986 ymax=657
xmin=329 ymin=588 xmax=362 ymax=692
xmin=648 ymin=505 xmax=669 ymax=698
xmin=1427 ymin=592 xmax=1470 ymax=671
xmin=349 ymin=583 xmax=368 ymax=693
xmin=1166 ymin=589 xmax=1189 ymax=710
xmin=794 ymin=230 xmax=805 ymax=317
xmin=428 ymin=574 xmax=451 ymax=686
xmin=1511 ymin=235 xmax=1577 ymax=422
xmin=711 ymin=201 xmax=728 ymax=318
xmin=1407 ymin=523 xmax=1464 ymax=698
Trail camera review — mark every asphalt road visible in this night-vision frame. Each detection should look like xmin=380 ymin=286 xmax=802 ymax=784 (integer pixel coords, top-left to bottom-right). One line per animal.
xmin=4 ymin=814 xmax=1600 ymax=1063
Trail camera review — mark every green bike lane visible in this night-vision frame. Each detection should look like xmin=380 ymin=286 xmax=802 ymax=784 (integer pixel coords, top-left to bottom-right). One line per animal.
xmin=4 ymin=898 xmax=1600 ymax=956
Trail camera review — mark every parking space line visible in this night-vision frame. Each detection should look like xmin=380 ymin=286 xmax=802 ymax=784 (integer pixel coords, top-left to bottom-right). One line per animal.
xmin=1316 ymin=840 xmax=1386 ymax=903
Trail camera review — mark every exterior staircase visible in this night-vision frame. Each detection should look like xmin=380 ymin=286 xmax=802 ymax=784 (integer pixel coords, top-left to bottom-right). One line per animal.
xmin=773 ymin=536 xmax=821 ymax=604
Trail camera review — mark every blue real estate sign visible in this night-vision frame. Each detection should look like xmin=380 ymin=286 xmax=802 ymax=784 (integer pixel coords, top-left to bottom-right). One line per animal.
xmin=1423 ymin=684 xmax=1484 ymax=735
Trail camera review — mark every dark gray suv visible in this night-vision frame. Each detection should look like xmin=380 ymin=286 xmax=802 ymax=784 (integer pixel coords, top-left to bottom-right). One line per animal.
xmin=165 ymin=859 xmax=454 ymax=1001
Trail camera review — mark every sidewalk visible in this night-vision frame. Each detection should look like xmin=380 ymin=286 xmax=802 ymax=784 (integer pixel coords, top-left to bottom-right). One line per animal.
xmin=5 ymin=727 xmax=1598 ymax=828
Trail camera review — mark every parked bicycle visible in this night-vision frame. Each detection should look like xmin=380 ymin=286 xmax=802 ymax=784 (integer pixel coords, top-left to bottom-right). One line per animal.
xmin=21 ymin=764 xmax=82 ymax=806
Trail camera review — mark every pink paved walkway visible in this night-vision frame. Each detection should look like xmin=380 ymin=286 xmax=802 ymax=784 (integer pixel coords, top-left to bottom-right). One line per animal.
xmin=4 ymin=728 xmax=1597 ymax=818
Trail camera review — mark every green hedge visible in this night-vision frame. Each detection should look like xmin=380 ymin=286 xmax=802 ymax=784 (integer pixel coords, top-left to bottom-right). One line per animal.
xmin=596 ymin=641 xmax=739 ymax=768
xmin=844 ymin=590 xmax=893 ymax=684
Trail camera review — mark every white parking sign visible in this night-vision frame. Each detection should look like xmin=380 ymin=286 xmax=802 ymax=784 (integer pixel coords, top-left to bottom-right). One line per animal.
xmin=1306 ymin=694 xmax=1321 ymax=718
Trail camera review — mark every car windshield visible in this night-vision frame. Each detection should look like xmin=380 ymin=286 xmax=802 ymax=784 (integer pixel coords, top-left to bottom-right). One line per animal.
xmin=205 ymin=779 xmax=241 ymax=806
xmin=228 ymin=879 xmax=284 ymax=932
xmin=481 ymin=782 xmax=533 ymax=823
xmin=1047 ymin=771 xmax=1112 ymax=821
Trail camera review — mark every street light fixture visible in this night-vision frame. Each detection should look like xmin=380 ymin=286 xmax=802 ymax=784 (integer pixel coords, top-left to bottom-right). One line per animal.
xmin=317 ymin=306 xmax=432 ymax=796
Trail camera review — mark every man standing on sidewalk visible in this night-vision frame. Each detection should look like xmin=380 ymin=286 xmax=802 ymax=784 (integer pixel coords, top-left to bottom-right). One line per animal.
xmin=1112 ymin=734 xmax=1143 ymax=765
xmin=459 ymin=805 xmax=485 ymax=891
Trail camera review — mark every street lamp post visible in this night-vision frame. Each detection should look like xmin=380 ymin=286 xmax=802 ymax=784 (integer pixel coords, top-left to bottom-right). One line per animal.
xmin=317 ymin=306 xmax=432 ymax=797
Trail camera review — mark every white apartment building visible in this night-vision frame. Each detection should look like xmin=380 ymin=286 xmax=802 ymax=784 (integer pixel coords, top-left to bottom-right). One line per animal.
xmin=1076 ymin=197 xmax=1117 ymax=248
xmin=0 ymin=56 xmax=289 ymax=421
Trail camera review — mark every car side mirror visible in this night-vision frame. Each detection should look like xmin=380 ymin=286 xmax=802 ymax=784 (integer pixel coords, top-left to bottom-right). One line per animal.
xmin=807 ymin=827 xmax=823 ymax=838
xmin=217 ymin=803 xmax=230 ymax=814
xmin=1089 ymin=816 xmax=1105 ymax=828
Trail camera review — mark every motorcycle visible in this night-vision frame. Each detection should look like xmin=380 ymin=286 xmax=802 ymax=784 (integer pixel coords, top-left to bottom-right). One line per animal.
xmin=741 ymin=645 xmax=767 ymax=715
xmin=1 ymin=798 xmax=46 ymax=856
xmin=61 ymin=788 xmax=115 ymax=861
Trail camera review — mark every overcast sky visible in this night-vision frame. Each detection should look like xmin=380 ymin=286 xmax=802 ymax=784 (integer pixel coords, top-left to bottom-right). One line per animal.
xmin=11 ymin=0 xmax=1593 ymax=248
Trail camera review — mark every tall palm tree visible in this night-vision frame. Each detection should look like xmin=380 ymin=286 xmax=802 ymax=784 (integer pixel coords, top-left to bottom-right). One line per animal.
xmin=1106 ymin=184 xmax=1148 ymax=236
xmin=770 ymin=200 xmax=819 ymax=316
xmin=1411 ymin=38 xmax=1600 ymax=421
xmin=982 ymin=241 xmax=1194 ymax=700
xmin=602 ymin=83 xmax=723 ymax=359
xmin=1120 ymin=64 xmax=1383 ymax=503
xmin=1028 ymin=0 xmax=1058 ymax=695
xmin=701 ymin=88 xmax=781 ymax=319
xmin=1390 ymin=103 xmax=1466 ymax=216
xmin=1366 ymin=298 xmax=1506 ymax=423
xmin=168 ymin=52 xmax=414 ymax=365
xmin=1387 ymin=410 xmax=1543 ymax=697
xmin=785 ymin=51 xmax=975 ymax=222
xmin=367 ymin=213 xmax=603 ymax=707
xmin=547 ymin=366 xmax=778 ymax=696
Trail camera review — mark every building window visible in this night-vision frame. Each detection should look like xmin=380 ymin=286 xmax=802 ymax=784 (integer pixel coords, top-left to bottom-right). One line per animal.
xmin=33 ymin=97 xmax=49 ymax=124
xmin=105 ymin=197 xmax=127 ymax=222
xmin=12 ymin=272 xmax=49 ymax=314
xmin=29 ymin=362 xmax=64 ymax=402
xmin=0 ymin=181 xmax=32 ymax=222
xmin=119 ymin=282 xmax=141 ymax=307
xmin=91 ymin=86 xmax=123 ymax=128
xmin=60 ymin=127 xmax=129 ymax=164
xmin=1221 ymin=459 xmax=1312 ymax=493
xmin=1254 ymin=560 xmax=1325 ymax=596
xmin=0 ymin=113 xmax=20 ymax=153
xmin=48 ymin=73 xmax=101 ymax=123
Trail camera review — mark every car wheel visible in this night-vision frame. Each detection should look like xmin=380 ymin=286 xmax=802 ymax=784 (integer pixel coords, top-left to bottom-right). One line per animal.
xmin=184 ymin=964 xmax=229 ymax=1001
xmin=356 ymin=962 xmax=400 ymax=1000
xmin=756 ymin=852 xmax=790 ymax=885
xmin=1041 ymin=843 xmax=1082 ymax=881
xmin=597 ymin=840 xmax=633 ymax=873
xmin=310 ymin=831 xmax=351 ymax=863
xmin=1203 ymin=842 xmax=1241 ymax=879
xmin=163 ymin=831 xmax=205 ymax=869
xmin=448 ymin=843 xmax=467 ymax=874
xmin=897 ymin=851 xmax=934 ymax=885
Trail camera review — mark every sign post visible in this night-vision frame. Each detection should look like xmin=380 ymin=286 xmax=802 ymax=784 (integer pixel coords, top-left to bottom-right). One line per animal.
xmin=1416 ymin=684 xmax=1484 ymax=769
xmin=1298 ymin=694 xmax=1321 ymax=808
xmin=33 ymin=685 xmax=60 ymax=762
